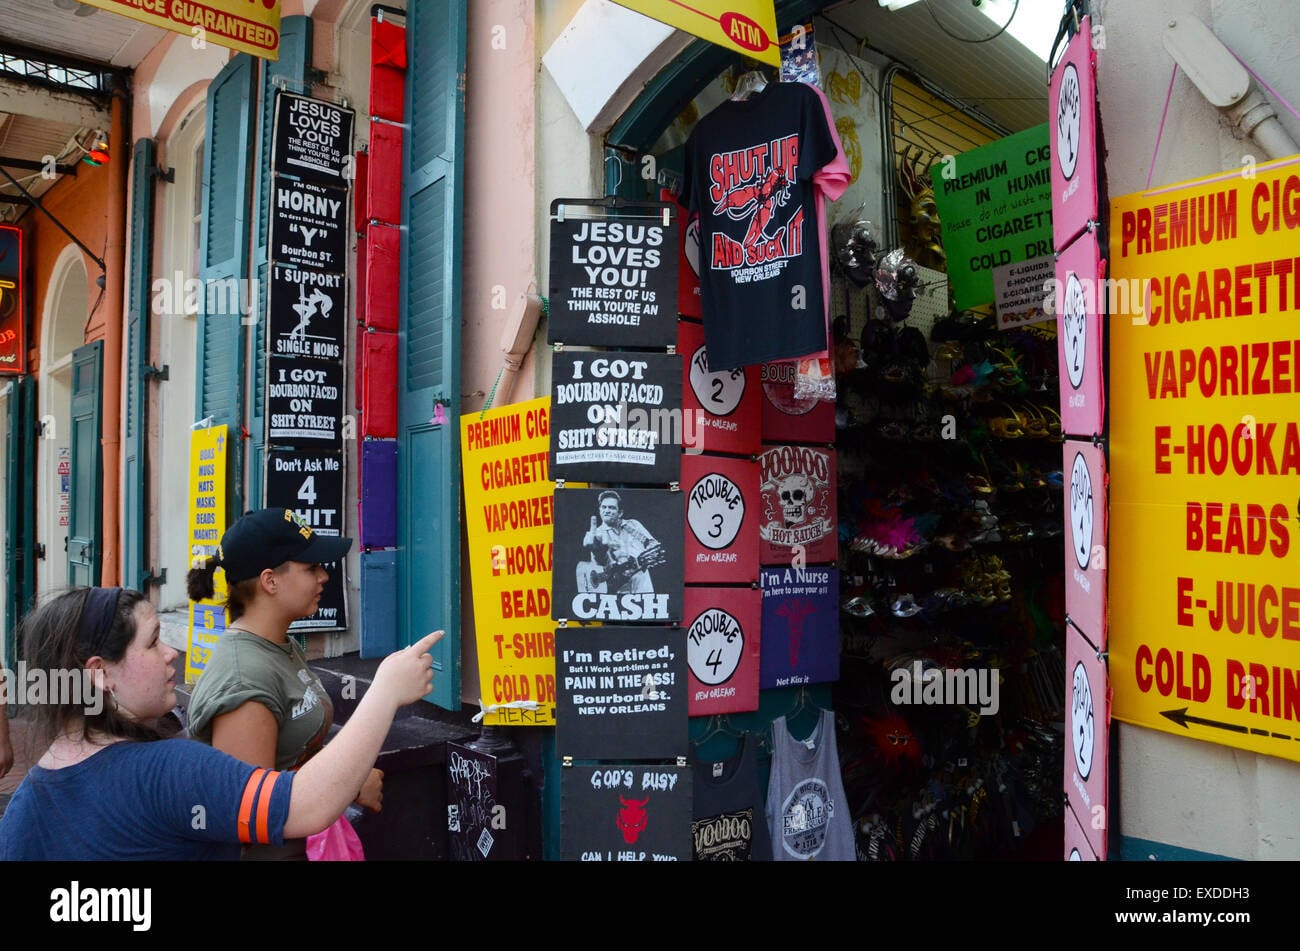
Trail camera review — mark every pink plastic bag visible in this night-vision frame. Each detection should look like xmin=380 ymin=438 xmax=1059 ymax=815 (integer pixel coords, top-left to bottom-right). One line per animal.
xmin=306 ymin=815 xmax=366 ymax=861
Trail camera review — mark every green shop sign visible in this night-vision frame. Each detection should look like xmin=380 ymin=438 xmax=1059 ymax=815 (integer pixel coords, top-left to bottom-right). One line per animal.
xmin=930 ymin=123 xmax=1054 ymax=309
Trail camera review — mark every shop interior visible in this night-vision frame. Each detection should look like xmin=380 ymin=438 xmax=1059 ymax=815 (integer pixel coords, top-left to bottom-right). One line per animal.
xmin=614 ymin=0 xmax=1074 ymax=860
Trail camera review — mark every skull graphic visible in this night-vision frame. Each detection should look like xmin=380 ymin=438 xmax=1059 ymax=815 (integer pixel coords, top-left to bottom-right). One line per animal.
xmin=777 ymin=473 xmax=815 ymax=528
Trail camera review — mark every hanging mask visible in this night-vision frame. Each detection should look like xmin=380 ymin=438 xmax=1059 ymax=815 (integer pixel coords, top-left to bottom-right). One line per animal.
xmin=875 ymin=248 xmax=920 ymax=322
xmin=834 ymin=219 xmax=878 ymax=288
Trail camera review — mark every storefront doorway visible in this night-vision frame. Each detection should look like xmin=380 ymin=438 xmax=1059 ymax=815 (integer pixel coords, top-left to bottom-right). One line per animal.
xmin=37 ymin=246 xmax=91 ymax=594
xmin=544 ymin=0 xmax=1068 ymax=860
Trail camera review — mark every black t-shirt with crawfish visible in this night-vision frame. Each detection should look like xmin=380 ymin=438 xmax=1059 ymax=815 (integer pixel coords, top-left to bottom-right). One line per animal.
xmin=679 ymin=81 xmax=838 ymax=371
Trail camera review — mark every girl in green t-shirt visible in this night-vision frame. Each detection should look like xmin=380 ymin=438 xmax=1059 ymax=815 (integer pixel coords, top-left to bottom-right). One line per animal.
xmin=186 ymin=507 xmax=384 ymax=858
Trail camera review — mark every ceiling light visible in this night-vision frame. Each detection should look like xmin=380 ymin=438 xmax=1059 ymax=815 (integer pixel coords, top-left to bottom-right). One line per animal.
xmin=879 ymin=0 xmax=924 ymax=10
xmin=977 ymin=0 xmax=1054 ymax=62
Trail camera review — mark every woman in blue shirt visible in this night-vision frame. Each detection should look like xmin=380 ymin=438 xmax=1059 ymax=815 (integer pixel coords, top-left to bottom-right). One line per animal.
xmin=0 ymin=586 xmax=441 ymax=860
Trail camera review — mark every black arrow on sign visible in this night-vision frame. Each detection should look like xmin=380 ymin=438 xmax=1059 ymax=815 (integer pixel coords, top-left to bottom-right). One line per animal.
xmin=1161 ymin=708 xmax=1251 ymax=735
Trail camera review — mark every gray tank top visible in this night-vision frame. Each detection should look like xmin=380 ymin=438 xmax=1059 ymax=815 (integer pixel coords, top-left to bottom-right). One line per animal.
xmin=765 ymin=709 xmax=857 ymax=860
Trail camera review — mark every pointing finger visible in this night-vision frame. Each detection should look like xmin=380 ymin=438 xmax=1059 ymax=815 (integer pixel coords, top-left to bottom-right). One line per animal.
xmin=412 ymin=630 xmax=445 ymax=653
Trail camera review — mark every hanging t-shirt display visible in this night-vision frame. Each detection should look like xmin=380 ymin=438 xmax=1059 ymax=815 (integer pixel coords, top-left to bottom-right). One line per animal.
xmin=682 ymin=452 xmax=759 ymax=585
xmin=554 ymin=626 xmax=689 ymax=761
xmin=679 ymin=80 xmax=846 ymax=371
xmin=691 ymin=732 xmax=772 ymax=861
xmin=662 ymin=187 xmax=702 ymax=319
xmin=758 ymin=444 xmax=837 ymax=565
xmin=760 ymin=566 xmax=839 ymax=688
xmin=759 ymin=358 xmax=836 ymax=443
xmin=766 ymin=708 xmax=856 ymax=861
xmin=685 ymin=585 xmax=761 ymax=715
xmin=678 ymin=319 xmax=761 ymax=458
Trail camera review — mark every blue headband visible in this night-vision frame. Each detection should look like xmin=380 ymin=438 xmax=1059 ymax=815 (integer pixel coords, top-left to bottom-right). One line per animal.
xmin=78 ymin=587 xmax=124 ymax=657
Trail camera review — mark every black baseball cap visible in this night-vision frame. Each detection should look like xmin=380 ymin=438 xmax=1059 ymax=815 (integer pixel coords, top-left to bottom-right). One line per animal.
xmin=217 ymin=508 xmax=353 ymax=583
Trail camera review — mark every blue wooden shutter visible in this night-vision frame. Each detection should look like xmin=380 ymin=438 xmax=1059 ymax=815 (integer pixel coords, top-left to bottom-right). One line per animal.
xmin=248 ymin=16 xmax=313 ymax=507
xmin=123 ymin=137 xmax=156 ymax=590
xmin=197 ymin=54 xmax=256 ymax=519
xmin=67 ymin=341 xmax=104 ymax=586
xmin=399 ymin=0 xmax=466 ymax=708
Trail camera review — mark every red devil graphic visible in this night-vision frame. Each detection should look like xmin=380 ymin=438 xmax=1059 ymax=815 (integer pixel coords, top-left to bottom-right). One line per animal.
xmin=616 ymin=796 xmax=650 ymax=844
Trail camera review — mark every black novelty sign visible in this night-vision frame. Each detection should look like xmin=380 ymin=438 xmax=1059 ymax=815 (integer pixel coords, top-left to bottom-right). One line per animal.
xmin=270 ymin=178 xmax=349 ymax=271
xmin=547 ymin=199 xmax=678 ymax=348
xmin=272 ymin=92 xmax=355 ymax=185
xmin=551 ymin=487 xmax=684 ymax=624
xmin=561 ymin=764 xmax=693 ymax=862
xmin=555 ymin=626 xmax=689 ymax=760
xmin=265 ymin=449 xmax=348 ymax=632
xmin=549 ymin=350 xmax=682 ymax=485
xmin=266 ymin=355 xmax=345 ymax=448
xmin=264 ymin=449 xmax=345 ymax=532
xmin=267 ymin=263 xmax=346 ymax=361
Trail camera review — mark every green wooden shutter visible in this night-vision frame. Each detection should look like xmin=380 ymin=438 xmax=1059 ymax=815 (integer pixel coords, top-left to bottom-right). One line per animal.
xmin=399 ymin=0 xmax=466 ymax=708
xmin=198 ymin=54 xmax=256 ymax=519
xmin=67 ymin=341 xmax=104 ymax=587
xmin=248 ymin=16 xmax=313 ymax=508
xmin=4 ymin=375 xmax=35 ymax=659
xmin=123 ymin=138 xmax=156 ymax=590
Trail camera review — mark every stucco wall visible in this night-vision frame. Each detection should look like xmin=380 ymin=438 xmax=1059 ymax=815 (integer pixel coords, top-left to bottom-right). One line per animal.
xmin=536 ymin=1 xmax=607 ymax=403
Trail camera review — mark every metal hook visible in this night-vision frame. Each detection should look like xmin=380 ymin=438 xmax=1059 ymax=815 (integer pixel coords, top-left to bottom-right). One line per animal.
xmin=604 ymin=152 xmax=624 ymax=192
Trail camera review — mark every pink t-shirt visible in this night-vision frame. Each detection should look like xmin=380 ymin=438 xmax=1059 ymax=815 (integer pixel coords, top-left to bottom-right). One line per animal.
xmin=770 ymin=81 xmax=850 ymax=365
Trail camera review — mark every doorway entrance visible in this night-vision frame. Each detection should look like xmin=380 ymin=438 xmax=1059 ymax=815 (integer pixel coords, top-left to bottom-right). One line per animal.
xmin=37 ymin=247 xmax=91 ymax=595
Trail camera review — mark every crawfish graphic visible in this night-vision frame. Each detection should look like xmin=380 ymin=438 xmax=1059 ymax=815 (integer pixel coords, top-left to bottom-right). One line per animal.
xmin=713 ymin=168 xmax=792 ymax=251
